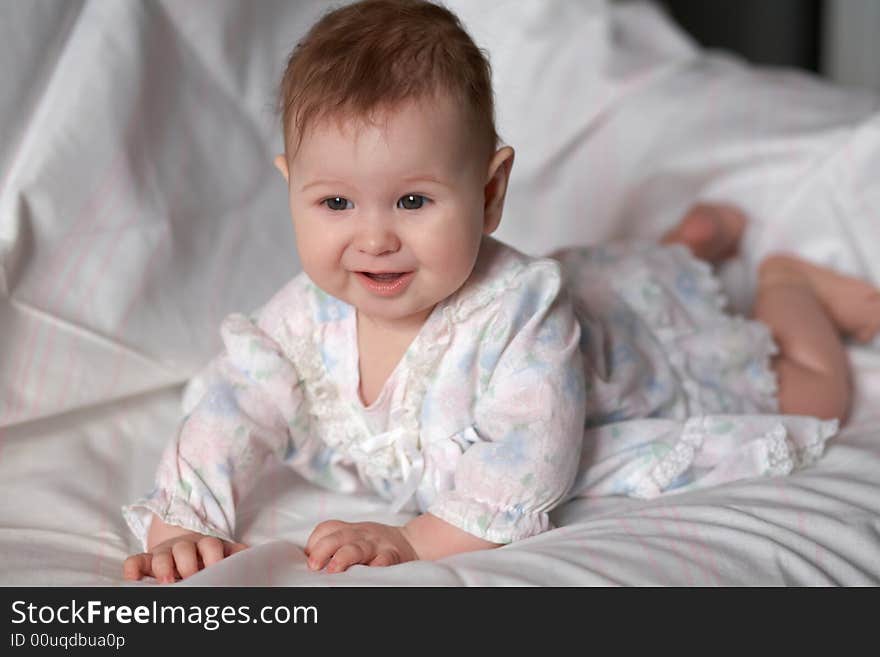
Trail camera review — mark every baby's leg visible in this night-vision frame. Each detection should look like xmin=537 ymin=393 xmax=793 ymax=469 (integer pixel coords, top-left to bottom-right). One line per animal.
xmin=661 ymin=203 xmax=747 ymax=265
xmin=754 ymin=254 xmax=880 ymax=423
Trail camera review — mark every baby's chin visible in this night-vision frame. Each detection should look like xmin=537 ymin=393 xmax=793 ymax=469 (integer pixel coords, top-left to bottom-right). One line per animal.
xmin=345 ymin=286 xmax=439 ymax=327
xmin=310 ymin=272 xmax=446 ymax=327
xmin=352 ymin=297 xmax=439 ymax=328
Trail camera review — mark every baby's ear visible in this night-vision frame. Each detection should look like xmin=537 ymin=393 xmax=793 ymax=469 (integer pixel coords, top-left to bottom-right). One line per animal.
xmin=273 ymin=154 xmax=290 ymax=182
xmin=483 ymin=146 xmax=515 ymax=235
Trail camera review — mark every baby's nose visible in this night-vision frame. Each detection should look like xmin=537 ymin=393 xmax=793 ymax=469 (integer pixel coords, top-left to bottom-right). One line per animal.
xmin=356 ymin=216 xmax=401 ymax=256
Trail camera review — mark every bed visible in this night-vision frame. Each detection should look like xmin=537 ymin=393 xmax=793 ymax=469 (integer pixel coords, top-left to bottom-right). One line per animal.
xmin=2 ymin=0 xmax=879 ymax=586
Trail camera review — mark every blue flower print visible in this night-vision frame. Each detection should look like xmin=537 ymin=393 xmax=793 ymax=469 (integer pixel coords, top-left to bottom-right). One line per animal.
xmin=509 ymin=287 xmax=542 ymax=332
xmin=609 ymin=306 xmax=638 ymax=338
xmin=313 ymin=288 xmax=352 ymax=324
xmin=309 ymin=446 xmax=335 ymax=474
xmin=535 ymin=312 xmax=565 ymax=347
xmin=320 ymin=343 xmax=340 ymax=373
xmin=561 ymin=361 xmax=586 ymax=404
xmin=480 ymin=428 xmax=528 ymax=467
xmin=216 ymin=457 xmax=234 ymax=479
xmin=479 ymin=343 xmax=504 ymax=373
xmin=675 ymin=269 xmax=698 ymax=301
xmin=203 ymin=382 xmax=240 ymax=416
xmin=419 ymin=392 xmax=435 ymax=426
xmin=665 ymin=470 xmax=694 ymax=491
xmin=611 ymin=342 xmax=636 ymax=369
xmin=644 ymin=372 xmax=665 ymax=395
xmin=504 ymin=504 xmax=525 ymax=523
xmin=457 ymin=344 xmax=478 ymax=374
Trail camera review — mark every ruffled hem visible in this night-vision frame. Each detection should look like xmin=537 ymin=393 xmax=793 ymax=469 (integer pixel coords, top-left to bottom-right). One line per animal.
xmin=121 ymin=494 xmax=234 ymax=553
xmin=428 ymin=493 xmax=551 ymax=544
xmin=630 ymin=414 xmax=838 ymax=499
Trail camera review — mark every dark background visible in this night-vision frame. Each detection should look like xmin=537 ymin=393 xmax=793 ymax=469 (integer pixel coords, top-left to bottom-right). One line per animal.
xmin=658 ymin=0 xmax=823 ymax=72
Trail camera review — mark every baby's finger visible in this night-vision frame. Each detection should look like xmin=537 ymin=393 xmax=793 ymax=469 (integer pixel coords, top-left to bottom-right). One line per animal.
xmin=368 ymin=551 xmax=399 ymax=568
xmin=196 ymin=537 xmax=225 ymax=568
xmin=122 ymin=553 xmax=153 ymax=580
xmin=305 ymin=520 xmax=347 ymax=555
xmin=327 ymin=542 xmax=373 ymax=573
xmin=171 ymin=541 xmax=200 ymax=579
xmin=151 ymin=551 xmax=178 ymax=584
xmin=306 ymin=530 xmax=351 ymax=571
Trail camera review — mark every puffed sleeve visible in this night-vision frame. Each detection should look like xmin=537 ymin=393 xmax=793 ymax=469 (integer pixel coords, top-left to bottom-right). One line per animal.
xmin=427 ymin=261 xmax=587 ymax=544
xmin=122 ymin=284 xmax=356 ymax=551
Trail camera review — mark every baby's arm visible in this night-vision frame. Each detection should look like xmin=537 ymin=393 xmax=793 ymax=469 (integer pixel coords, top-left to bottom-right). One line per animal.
xmin=122 ymin=312 xmax=308 ymax=582
xmin=401 ymin=513 xmax=501 ymax=560
xmin=303 ymin=513 xmax=499 ymax=573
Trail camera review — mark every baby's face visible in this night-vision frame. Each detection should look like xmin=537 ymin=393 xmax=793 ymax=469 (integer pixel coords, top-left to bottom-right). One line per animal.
xmin=280 ymin=94 xmax=494 ymax=329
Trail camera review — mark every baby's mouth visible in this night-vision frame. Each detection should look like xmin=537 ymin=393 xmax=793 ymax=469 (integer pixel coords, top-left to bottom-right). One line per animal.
xmin=361 ymin=272 xmax=406 ymax=281
xmin=354 ymin=270 xmax=415 ymax=296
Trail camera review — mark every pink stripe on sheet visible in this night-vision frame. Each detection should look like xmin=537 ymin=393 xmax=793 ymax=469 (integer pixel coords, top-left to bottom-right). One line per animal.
xmin=5 ymin=147 xmax=130 ymax=423
xmin=769 ymin=475 xmax=828 ymax=577
xmin=90 ymin=0 xmax=218 ymax=580
xmin=613 ymin=515 xmax=669 ymax=584
xmin=26 ymin=181 xmax=128 ymax=416
xmin=6 ymin=5 xmax=182 ymax=425
xmin=92 ymin=6 xmax=216 ymax=407
xmin=652 ymin=503 xmax=722 ymax=586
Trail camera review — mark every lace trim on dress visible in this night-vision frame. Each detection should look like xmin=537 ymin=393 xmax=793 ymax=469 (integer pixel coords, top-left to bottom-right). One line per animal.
xmin=122 ymin=491 xmax=234 ymax=552
xmin=284 ymin=261 xmax=536 ymax=510
xmin=428 ymin=493 xmax=550 ymax=544
xmin=631 ymin=415 xmax=837 ymax=499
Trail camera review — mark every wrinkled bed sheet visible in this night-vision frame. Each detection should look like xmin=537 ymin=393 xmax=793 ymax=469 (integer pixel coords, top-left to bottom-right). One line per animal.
xmin=1 ymin=0 xmax=879 ymax=585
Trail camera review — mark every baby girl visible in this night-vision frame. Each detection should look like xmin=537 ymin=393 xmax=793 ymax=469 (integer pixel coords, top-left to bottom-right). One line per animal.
xmin=122 ymin=0 xmax=880 ymax=582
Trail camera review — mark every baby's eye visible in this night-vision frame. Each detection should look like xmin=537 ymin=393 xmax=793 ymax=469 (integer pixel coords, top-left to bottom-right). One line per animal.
xmin=324 ymin=197 xmax=353 ymax=211
xmin=397 ymin=194 xmax=427 ymax=210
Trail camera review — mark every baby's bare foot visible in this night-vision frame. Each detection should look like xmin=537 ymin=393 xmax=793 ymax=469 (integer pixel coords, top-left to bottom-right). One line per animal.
xmin=661 ymin=203 xmax=747 ymax=264
xmin=759 ymin=254 xmax=880 ymax=343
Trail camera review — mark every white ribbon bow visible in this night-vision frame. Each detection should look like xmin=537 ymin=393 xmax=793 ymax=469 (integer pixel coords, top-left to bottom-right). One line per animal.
xmin=348 ymin=427 xmax=425 ymax=512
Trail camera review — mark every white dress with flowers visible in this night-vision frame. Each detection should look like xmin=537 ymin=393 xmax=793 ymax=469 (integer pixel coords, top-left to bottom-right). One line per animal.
xmin=123 ymin=237 xmax=836 ymax=549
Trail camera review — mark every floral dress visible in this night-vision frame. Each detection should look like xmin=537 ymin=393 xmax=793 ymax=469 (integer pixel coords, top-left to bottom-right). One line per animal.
xmin=123 ymin=237 xmax=836 ymax=548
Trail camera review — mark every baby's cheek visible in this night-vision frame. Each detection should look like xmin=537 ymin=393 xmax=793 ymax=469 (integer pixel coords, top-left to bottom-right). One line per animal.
xmin=424 ymin=233 xmax=480 ymax=284
xmin=297 ymin=241 xmax=347 ymax=294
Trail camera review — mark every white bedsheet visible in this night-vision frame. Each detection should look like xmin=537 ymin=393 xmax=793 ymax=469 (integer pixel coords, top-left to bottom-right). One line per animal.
xmin=1 ymin=0 xmax=879 ymax=586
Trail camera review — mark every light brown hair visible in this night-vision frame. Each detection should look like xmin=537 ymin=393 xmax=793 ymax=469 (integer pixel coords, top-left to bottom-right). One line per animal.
xmin=277 ymin=0 xmax=499 ymax=160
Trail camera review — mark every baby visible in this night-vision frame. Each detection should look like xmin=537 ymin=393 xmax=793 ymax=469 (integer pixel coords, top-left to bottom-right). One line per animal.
xmin=122 ymin=0 xmax=880 ymax=582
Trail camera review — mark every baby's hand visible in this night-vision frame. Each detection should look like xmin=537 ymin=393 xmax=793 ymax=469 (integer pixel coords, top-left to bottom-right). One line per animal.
xmin=123 ymin=522 xmax=247 ymax=583
xmin=305 ymin=520 xmax=418 ymax=573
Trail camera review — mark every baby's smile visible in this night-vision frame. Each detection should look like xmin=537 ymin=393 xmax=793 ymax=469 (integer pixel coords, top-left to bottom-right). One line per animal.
xmin=279 ymin=93 xmax=500 ymax=329
xmin=354 ymin=270 xmax=416 ymax=297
